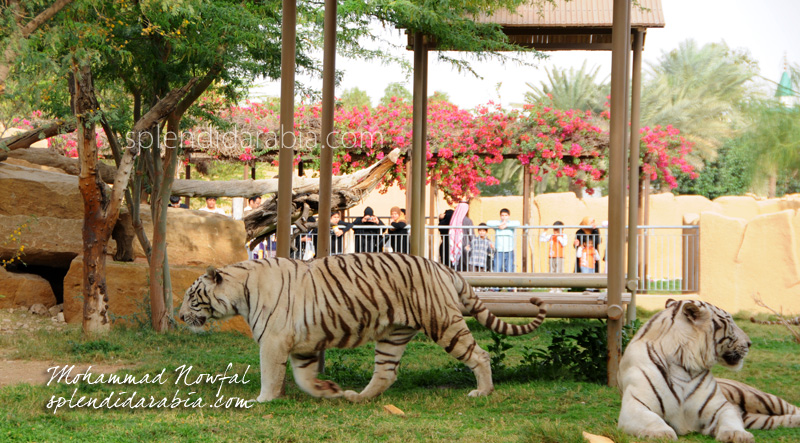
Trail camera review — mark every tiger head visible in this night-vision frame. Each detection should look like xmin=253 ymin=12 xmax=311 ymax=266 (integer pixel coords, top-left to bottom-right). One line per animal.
xmin=666 ymin=299 xmax=751 ymax=371
xmin=178 ymin=266 xmax=232 ymax=330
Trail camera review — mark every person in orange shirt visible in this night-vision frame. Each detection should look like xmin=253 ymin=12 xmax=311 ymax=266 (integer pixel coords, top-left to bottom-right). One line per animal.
xmin=577 ymin=238 xmax=601 ymax=274
xmin=539 ymin=221 xmax=567 ymax=274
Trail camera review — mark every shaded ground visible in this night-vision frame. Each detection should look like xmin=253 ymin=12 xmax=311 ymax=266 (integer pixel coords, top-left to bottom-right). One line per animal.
xmin=0 ymin=308 xmax=129 ymax=387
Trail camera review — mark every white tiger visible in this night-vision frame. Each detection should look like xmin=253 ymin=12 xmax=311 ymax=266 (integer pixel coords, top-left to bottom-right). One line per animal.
xmin=618 ymin=299 xmax=800 ymax=442
xmin=178 ymin=253 xmax=547 ymax=402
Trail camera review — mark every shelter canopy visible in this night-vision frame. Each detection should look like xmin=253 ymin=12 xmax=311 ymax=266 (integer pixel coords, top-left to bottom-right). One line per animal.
xmin=408 ymin=0 xmax=664 ymax=51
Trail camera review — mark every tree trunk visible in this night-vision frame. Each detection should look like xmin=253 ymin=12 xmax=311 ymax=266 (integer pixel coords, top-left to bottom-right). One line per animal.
xmin=146 ymin=69 xmax=218 ymax=332
xmin=148 ymin=125 xmax=169 ymax=332
xmin=73 ymin=64 xmax=111 ymax=335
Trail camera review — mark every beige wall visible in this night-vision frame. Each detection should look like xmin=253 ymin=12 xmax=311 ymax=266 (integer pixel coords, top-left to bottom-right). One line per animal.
xmin=354 ymin=185 xmax=800 ymax=315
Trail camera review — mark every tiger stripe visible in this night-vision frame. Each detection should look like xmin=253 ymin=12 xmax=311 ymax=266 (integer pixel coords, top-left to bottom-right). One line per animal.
xmin=179 ymin=252 xmax=547 ymax=403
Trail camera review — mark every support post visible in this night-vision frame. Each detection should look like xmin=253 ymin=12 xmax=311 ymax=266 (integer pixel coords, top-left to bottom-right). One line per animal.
xmin=276 ymin=0 xmax=297 ymax=259
xmin=522 ymin=167 xmax=531 ymax=272
xmin=316 ymin=0 xmax=337 ymax=375
xmin=606 ymin=0 xmax=631 ymax=388
xmin=184 ymin=163 xmax=191 ymax=207
xmin=626 ymin=29 xmax=644 ymax=324
xmin=410 ymin=32 xmax=427 ymax=256
xmin=317 ymin=0 xmax=336 ymax=260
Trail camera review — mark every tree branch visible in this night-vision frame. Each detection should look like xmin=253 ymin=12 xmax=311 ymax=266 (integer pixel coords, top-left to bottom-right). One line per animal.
xmin=0 ymin=120 xmax=76 ymax=151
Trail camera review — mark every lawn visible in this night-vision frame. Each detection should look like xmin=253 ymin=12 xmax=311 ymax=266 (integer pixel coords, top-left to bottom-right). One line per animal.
xmin=1 ymin=308 xmax=799 ymax=443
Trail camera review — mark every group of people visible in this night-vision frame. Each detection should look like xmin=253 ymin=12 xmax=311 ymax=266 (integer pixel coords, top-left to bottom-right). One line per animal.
xmin=289 ymin=206 xmax=410 ymax=260
xmin=438 ymin=205 xmax=520 ymax=273
xmin=539 ymin=216 xmax=603 ymax=275
xmin=236 ymin=196 xmax=605 ymax=276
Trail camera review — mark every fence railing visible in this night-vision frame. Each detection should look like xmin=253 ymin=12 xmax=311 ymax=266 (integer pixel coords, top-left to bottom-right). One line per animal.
xmin=247 ymin=224 xmax=699 ymax=293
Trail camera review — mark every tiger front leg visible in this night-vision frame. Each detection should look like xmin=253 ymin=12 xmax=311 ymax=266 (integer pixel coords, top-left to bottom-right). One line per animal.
xmin=617 ymin=388 xmax=678 ymax=440
xmin=256 ymin=340 xmax=290 ymax=402
xmin=289 ymin=352 xmax=343 ymax=399
xmin=711 ymin=405 xmax=754 ymax=443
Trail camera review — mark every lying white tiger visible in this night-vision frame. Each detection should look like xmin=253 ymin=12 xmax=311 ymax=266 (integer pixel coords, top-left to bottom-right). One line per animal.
xmin=178 ymin=253 xmax=547 ymax=402
xmin=618 ymin=299 xmax=800 ymax=443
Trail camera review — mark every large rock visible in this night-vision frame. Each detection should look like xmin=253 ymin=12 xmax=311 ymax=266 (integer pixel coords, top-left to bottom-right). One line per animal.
xmin=133 ymin=207 xmax=248 ymax=267
xmin=0 ymin=162 xmax=247 ymax=268
xmin=63 ymin=256 xmax=251 ymax=335
xmin=0 ymin=215 xmax=81 ymax=268
xmin=0 ymin=267 xmax=56 ymax=308
xmin=0 ymin=162 xmax=84 ymax=219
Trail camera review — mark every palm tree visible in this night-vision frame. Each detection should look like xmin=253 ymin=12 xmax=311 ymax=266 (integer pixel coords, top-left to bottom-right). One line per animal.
xmin=523 ymin=61 xmax=608 ymax=113
xmin=738 ymin=99 xmax=800 ymax=197
xmin=640 ymin=40 xmax=758 ymax=164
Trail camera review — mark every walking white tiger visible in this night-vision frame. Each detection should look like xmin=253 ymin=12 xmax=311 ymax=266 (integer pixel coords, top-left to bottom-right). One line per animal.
xmin=618 ymin=299 xmax=800 ymax=442
xmin=178 ymin=253 xmax=547 ymax=402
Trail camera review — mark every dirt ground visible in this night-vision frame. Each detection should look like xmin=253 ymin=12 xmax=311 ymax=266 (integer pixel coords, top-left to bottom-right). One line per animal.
xmin=0 ymin=308 xmax=129 ymax=387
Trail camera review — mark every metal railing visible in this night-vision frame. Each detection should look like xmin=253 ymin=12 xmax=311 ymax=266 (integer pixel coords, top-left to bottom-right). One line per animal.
xmin=247 ymin=224 xmax=699 ymax=293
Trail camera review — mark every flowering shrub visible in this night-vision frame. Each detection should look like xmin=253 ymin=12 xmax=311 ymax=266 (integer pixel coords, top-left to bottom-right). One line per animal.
xmin=512 ymin=102 xmax=608 ymax=194
xmin=638 ymin=125 xmax=698 ymax=188
xmin=0 ymin=217 xmax=37 ymax=268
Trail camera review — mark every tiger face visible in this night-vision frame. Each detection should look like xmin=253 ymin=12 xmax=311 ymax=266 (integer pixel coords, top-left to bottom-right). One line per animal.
xmin=667 ymin=299 xmax=751 ymax=371
xmin=710 ymin=305 xmax=751 ymax=370
xmin=178 ymin=267 xmax=225 ymax=330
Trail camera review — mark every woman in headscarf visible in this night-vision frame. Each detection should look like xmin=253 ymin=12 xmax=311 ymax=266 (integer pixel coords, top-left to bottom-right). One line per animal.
xmin=449 ymin=202 xmax=473 ymax=271
xmin=386 ymin=206 xmax=408 ymax=254
xmin=438 ymin=209 xmax=454 ymax=266
xmin=573 ymin=216 xmax=601 ymax=273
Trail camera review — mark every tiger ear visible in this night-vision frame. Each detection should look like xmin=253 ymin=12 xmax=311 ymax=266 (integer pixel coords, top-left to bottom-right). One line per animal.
xmin=665 ymin=298 xmax=677 ymax=309
xmin=682 ymin=302 xmax=707 ymax=323
xmin=205 ymin=266 xmax=222 ymax=285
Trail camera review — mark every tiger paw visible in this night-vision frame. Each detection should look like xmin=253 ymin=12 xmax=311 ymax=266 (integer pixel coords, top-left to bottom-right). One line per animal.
xmin=716 ymin=430 xmax=754 ymax=443
xmin=635 ymin=428 xmax=677 ymax=440
xmin=467 ymin=389 xmax=491 ymax=397
xmin=343 ymin=390 xmax=365 ymax=403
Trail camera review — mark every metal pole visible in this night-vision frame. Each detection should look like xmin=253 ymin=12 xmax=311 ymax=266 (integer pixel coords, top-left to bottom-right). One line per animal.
xmin=317 ymin=0 xmax=337 ymax=260
xmin=276 ymin=0 xmax=297 ymax=259
xmin=626 ymin=30 xmax=644 ymax=324
xmin=410 ymin=32 xmax=426 ymax=256
xmin=606 ymin=0 xmax=630 ymax=388
xmin=522 ymin=167 xmax=531 ymax=272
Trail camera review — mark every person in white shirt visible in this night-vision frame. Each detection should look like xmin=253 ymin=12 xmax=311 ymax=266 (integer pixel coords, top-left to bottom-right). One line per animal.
xmin=243 ymin=195 xmax=262 ymax=214
xmin=487 ymin=208 xmax=520 ymax=273
xmin=199 ymin=196 xmax=228 ymax=216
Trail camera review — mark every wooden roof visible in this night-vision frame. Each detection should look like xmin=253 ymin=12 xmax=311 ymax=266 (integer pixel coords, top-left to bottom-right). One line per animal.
xmin=410 ymin=0 xmax=664 ymax=51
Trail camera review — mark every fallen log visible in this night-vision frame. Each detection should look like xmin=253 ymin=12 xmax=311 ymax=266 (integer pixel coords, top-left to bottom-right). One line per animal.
xmin=243 ymin=149 xmax=402 ymax=243
xmin=7 ymin=148 xmax=117 ymax=182
xmin=11 ymin=144 xmax=402 ymax=203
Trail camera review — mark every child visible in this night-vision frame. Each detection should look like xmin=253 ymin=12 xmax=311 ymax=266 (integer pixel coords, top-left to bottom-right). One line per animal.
xmin=468 ymin=223 xmax=495 ymax=272
xmin=539 ymin=221 xmax=567 ymax=274
xmin=576 ymin=238 xmax=600 ymax=274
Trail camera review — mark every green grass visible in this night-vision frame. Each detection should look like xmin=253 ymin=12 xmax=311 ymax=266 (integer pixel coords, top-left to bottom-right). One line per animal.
xmin=1 ymin=311 xmax=800 ymax=442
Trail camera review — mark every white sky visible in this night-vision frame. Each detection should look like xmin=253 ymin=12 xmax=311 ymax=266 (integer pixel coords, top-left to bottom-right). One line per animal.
xmin=252 ymin=0 xmax=800 ymax=109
